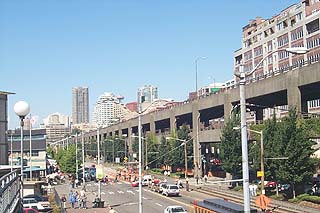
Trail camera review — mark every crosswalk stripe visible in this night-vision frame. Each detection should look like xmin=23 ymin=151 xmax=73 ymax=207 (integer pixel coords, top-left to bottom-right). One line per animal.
xmin=118 ymin=191 xmax=124 ymax=194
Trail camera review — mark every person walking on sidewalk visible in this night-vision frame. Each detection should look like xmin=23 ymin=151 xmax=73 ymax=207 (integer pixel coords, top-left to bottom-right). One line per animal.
xmin=186 ymin=179 xmax=190 ymax=192
xmin=61 ymin=195 xmax=67 ymax=210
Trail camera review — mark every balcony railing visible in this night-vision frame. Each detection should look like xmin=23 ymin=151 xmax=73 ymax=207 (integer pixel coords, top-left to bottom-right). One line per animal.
xmin=0 ymin=170 xmax=21 ymax=213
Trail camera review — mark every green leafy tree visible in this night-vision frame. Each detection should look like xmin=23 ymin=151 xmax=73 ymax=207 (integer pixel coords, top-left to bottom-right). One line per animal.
xmin=262 ymin=114 xmax=284 ymax=189
xmin=158 ymin=136 xmax=172 ymax=169
xmin=176 ymin=124 xmax=192 ymax=170
xmin=220 ymin=113 xmax=242 ymax=178
xmin=55 ymin=145 xmax=77 ymax=174
xmin=47 ymin=146 xmax=54 ymax=159
xmin=146 ymin=134 xmax=159 ymax=169
xmin=276 ymin=109 xmax=317 ymax=198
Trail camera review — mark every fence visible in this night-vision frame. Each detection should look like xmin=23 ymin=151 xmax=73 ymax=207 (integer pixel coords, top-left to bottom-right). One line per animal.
xmin=0 ymin=170 xmax=21 ymax=213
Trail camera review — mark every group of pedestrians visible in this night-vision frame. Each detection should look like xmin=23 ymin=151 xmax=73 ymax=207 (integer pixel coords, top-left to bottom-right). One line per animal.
xmin=249 ymin=183 xmax=258 ymax=196
xmin=66 ymin=188 xmax=87 ymax=209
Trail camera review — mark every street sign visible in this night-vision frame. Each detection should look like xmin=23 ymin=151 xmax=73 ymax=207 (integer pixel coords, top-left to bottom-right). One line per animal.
xmin=255 ymin=194 xmax=270 ymax=210
xmin=116 ymin=157 xmax=120 ymax=163
xmin=257 ymin=171 xmax=264 ymax=177
xmin=96 ymin=165 xmax=104 ymax=180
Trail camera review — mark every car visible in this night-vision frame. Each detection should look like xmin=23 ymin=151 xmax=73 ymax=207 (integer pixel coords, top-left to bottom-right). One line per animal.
xmin=153 ymin=182 xmax=167 ymax=193
xmin=23 ymin=198 xmax=52 ymax=212
xmin=131 ymin=181 xmax=139 ymax=187
xmin=23 ymin=194 xmax=50 ymax=207
xmin=162 ymin=184 xmax=180 ymax=197
xmin=23 ymin=208 xmax=39 ymax=213
xmin=164 ymin=205 xmax=187 ymax=213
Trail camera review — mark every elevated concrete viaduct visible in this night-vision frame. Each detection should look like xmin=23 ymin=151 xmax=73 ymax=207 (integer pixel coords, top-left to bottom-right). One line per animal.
xmin=69 ymin=60 xmax=320 ymax=175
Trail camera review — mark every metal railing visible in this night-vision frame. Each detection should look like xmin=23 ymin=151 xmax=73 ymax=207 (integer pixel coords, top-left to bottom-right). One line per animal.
xmin=0 ymin=170 xmax=21 ymax=213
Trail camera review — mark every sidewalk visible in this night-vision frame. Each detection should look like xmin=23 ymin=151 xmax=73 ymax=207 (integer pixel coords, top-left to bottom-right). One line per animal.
xmin=54 ymin=182 xmax=117 ymax=213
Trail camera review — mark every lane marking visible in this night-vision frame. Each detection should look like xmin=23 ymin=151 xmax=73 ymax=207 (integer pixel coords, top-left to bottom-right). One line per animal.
xmin=101 ymin=192 xmax=105 ymax=195
xmin=118 ymin=191 xmax=124 ymax=194
xmin=156 ymin=203 xmax=162 ymax=207
xmin=127 ymin=190 xmax=135 ymax=195
xmin=108 ymin=192 xmax=115 ymax=195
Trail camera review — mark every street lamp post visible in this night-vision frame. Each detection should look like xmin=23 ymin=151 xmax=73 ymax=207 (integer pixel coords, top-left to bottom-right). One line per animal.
xmin=249 ymin=130 xmax=264 ymax=194
xmin=14 ymin=101 xmax=30 ymax=204
xmin=81 ymin=132 xmax=85 ymax=189
xmin=75 ymin=134 xmax=78 ymax=179
xmin=138 ymin=102 xmax=143 ymax=213
xmin=235 ymin=47 xmax=308 ymax=212
xmin=234 ymin=127 xmax=265 ymax=194
xmin=166 ymin=137 xmax=188 ymax=179
xmin=195 ymin=57 xmax=207 ymax=97
xmin=195 ymin=57 xmax=205 ymax=181
xmin=97 ymin=127 xmax=101 ymax=200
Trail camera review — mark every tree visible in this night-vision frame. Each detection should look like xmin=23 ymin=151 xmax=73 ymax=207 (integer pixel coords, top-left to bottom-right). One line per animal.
xmin=177 ymin=124 xmax=192 ymax=170
xmin=158 ymin=136 xmax=172 ymax=169
xmin=276 ymin=109 xmax=317 ymax=198
xmin=219 ymin=112 xmax=242 ymax=178
xmin=146 ymin=134 xmax=159 ymax=169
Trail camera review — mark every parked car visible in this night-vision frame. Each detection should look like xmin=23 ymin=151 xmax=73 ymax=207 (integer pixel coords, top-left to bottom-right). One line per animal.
xmin=23 ymin=195 xmax=50 ymax=207
xmin=164 ymin=205 xmax=187 ymax=213
xmin=162 ymin=184 xmax=180 ymax=197
xmin=23 ymin=208 xmax=39 ymax=213
xmin=23 ymin=198 xmax=52 ymax=212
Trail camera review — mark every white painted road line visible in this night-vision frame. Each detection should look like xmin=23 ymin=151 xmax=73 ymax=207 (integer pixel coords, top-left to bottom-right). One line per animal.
xmin=127 ymin=190 xmax=135 ymax=195
xmin=156 ymin=203 xmax=162 ymax=207
xmin=101 ymin=192 xmax=105 ymax=195
xmin=117 ymin=191 xmax=124 ymax=194
xmin=108 ymin=191 xmax=115 ymax=195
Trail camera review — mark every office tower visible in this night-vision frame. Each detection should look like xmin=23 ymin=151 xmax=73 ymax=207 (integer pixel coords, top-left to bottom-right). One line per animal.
xmin=72 ymin=87 xmax=89 ymax=124
xmin=137 ymin=85 xmax=158 ymax=104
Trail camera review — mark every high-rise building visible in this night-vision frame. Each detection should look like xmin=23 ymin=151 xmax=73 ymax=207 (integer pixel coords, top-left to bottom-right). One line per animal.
xmin=93 ymin=92 xmax=135 ymax=127
xmin=137 ymin=85 xmax=158 ymax=104
xmin=0 ymin=91 xmax=14 ymax=165
xmin=42 ymin=113 xmax=70 ymax=145
xmin=72 ymin=87 xmax=89 ymax=124
xmin=234 ymin=0 xmax=320 ymax=77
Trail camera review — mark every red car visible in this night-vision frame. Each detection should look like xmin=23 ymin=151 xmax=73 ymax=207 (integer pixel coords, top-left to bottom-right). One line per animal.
xmin=131 ymin=181 xmax=139 ymax=187
xmin=23 ymin=208 xmax=39 ymax=213
xmin=265 ymin=181 xmax=276 ymax=188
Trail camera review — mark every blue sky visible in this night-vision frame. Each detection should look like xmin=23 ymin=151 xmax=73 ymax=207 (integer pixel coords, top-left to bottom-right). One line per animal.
xmin=1 ymin=0 xmax=298 ymax=128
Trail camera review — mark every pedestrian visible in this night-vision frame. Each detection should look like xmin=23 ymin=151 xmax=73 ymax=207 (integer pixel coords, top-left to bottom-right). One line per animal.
xmin=77 ymin=193 xmax=82 ymax=209
xmin=204 ymin=174 xmax=208 ymax=184
xmin=82 ymin=194 xmax=87 ymax=209
xmin=186 ymin=180 xmax=189 ymax=192
xmin=61 ymin=195 xmax=67 ymax=210
xmin=196 ymin=175 xmax=199 ymax=185
xmin=249 ymin=184 xmax=254 ymax=196
xmin=253 ymin=184 xmax=258 ymax=196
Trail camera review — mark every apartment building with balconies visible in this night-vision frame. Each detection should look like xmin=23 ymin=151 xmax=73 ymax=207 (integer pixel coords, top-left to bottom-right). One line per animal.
xmin=234 ymin=0 xmax=320 ymax=117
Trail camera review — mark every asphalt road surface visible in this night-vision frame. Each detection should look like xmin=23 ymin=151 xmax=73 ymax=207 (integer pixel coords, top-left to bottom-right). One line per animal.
xmin=84 ymin=180 xmax=212 ymax=213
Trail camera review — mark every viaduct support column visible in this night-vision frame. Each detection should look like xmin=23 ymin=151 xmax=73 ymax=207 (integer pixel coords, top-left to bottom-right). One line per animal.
xmin=149 ymin=115 xmax=156 ymax=135
xmin=223 ymin=92 xmax=233 ymax=123
xmin=170 ymin=111 xmax=176 ymax=134
xmin=287 ymin=70 xmax=302 ymax=114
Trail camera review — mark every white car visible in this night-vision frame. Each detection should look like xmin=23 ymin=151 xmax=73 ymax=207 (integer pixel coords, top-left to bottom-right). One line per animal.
xmin=23 ymin=198 xmax=52 ymax=212
xmin=164 ymin=205 xmax=187 ymax=213
xmin=162 ymin=184 xmax=180 ymax=197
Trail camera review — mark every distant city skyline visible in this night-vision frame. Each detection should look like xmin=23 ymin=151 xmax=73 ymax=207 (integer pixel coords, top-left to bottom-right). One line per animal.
xmin=1 ymin=0 xmax=299 ymax=129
